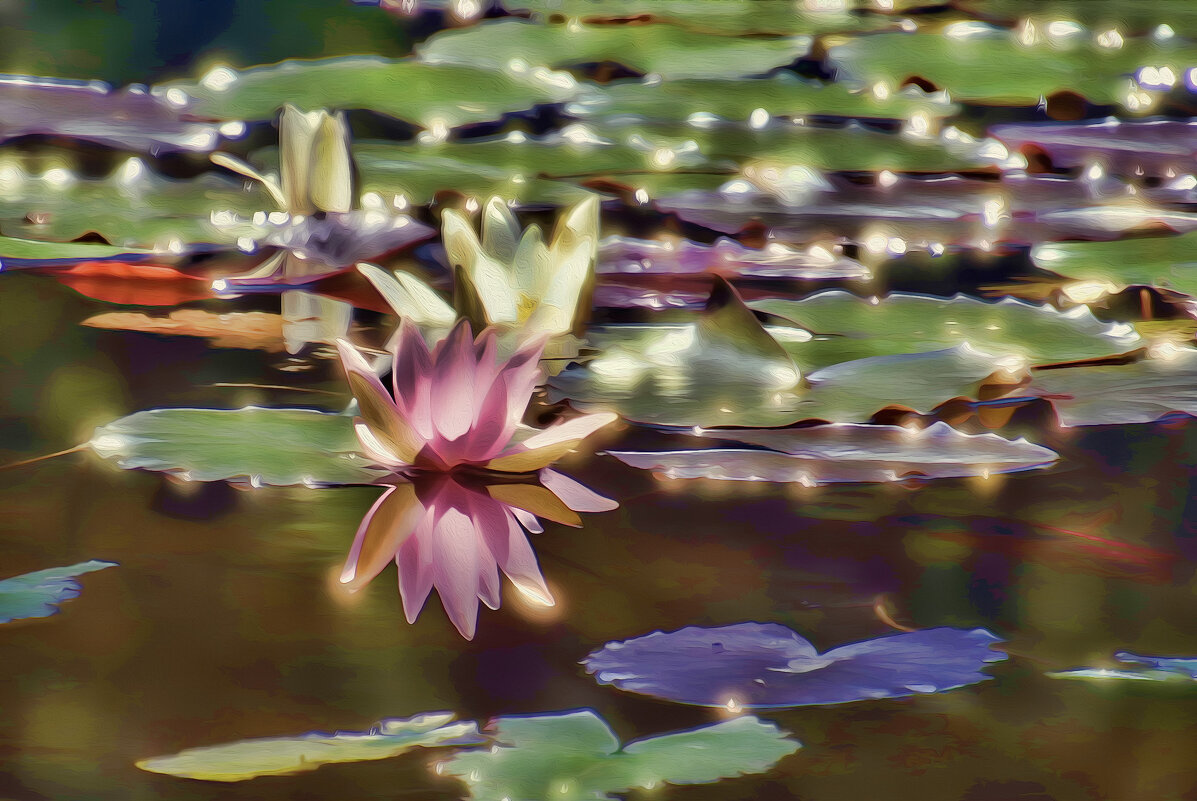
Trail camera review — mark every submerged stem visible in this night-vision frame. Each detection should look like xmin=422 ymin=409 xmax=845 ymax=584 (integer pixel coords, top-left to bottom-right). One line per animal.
xmin=0 ymin=443 xmax=87 ymax=471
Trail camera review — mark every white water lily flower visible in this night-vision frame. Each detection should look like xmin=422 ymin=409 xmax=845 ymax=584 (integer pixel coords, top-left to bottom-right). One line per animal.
xmin=361 ymin=195 xmax=600 ymax=344
xmin=211 ymin=104 xmax=353 ymax=216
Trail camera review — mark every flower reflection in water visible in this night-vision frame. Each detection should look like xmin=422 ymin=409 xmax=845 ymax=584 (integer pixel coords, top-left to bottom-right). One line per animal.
xmin=335 ymin=320 xmax=617 ymax=638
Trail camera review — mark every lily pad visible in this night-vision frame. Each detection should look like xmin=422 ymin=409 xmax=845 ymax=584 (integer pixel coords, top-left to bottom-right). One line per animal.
xmin=826 ymin=27 xmax=1197 ymax=106
xmin=598 ymin=236 xmax=870 ymax=280
xmin=417 ymin=19 xmax=811 ymax=80
xmin=137 ymin=712 xmax=482 ymax=782
xmin=992 ymin=120 xmax=1197 ymax=176
xmin=0 ymin=235 xmax=152 ymax=267
xmin=608 ymin=422 xmax=1058 ymax=484
xmin=442 ymin=710 xmax=800 ymax=801
xmin=0 ymin=76 xmax=226 ymax=152
xmin=955 ymin=0 xmax=1197 ymax=38
xmin=157 ymin=58 xmax=579 ymax=127
xmin=583 ymin=623 xmax=1008 ymax=707
xmin=1031 ymin=232 xmax=1197 ymax=300
xmin=504 ymin=0 xmax=887 ymax=35
xmin=0 ymin=561 xmax=117 ymax=624
xmin=1011 ymin=351 xmax=1197 ymax=426
xmin=1049 ymin=651 xmax=1197 ymax=683
xmin=82 ymin=310 xmax=286 ymax=351
xmin=752 ymin=291 xmax=1142 ymax=369
xmin=88 ymin=407 xmax=383 ymax=486
xmin=568 ymin=74 xmax=956 ymax=123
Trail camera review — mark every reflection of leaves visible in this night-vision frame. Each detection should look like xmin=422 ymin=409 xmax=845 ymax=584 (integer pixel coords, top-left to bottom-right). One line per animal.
xmin=82 ymin=310 xmax=285 ymax=351
xmin=608 ymin=422 xmax=1058 ymax=484
xmin=1049 ymin=651 xmax=1197 ymax=683
xmin=443 ymin=710 xmax=800 ymax=801
xmin=418 ymin=19 xmax=810 ymax=79
xmin=136 ymin=712 xmax=482 ymax=782
xmin=88 ymin=407 xmax=382 ymax=486
xmin=159 ymin=58 xmax=578 ymax=127
xmin=584 ymin=623 xmax=1008 ymax=707
xmin=0 ymin=561 xmax=116 ymax=624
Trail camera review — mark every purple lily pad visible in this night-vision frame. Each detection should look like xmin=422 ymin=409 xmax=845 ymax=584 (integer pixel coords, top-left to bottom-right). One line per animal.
xmin=0 ymin=76 xmax=226 ymax=152
xmin=657 ymin=174 xmax=1197 ymax=248
xmin=992 ymin=120 xmax=1197 ymax=178
xmin=598 ymin=236 xmax=870 ymax=280
xmin=583 ymin=623 xmax=1008 ymax=708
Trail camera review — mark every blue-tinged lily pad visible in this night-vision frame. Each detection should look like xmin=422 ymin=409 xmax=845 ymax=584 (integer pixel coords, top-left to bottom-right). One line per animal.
xmin=1049 ymin=651 xmax=1197 ymax=683
xmin=89 ymin=407 xmax=384 ymax=486
xmin=583 ymin=623 xmax=1008 ymax=707
xmin=0 ymin=76 xmax=225 ymax=152
xmin=992 ymin=120 xmax=1197 ymax=177
xmin=442 ymin=710 xmax=800 ymax=801
xmin=608 ymin=421 xmax=1058 ymax=484
xmin=137 ymin=712 xmax=482 ymax=781
xmin=418 ymin=19 xmax=810 ymax=80
xmin=599 ymin=236 xmax=870 ymax=280
xmin=157 ymin=58 xmax=579 ymax=127
xmin=0 ymin=561 xmax=116 ymax=624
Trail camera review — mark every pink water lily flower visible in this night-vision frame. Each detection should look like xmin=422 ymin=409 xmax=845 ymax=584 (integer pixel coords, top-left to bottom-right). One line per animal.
xmin=335 ymin=319 xmax=618 ymax=638
xmin=336 ymin=320 xmax=616 ymax=473
xmin=340 ymin=470 xmax=616 ymax=639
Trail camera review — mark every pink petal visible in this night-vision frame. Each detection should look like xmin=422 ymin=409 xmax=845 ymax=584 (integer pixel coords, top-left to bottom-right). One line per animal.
xmin=539 ymin=469 xmax=619 ymax=513
xmin=485 ymin=412 xmax=617 ymax=472
xmin=397 ymin=522 xmax=434 ymax=624
xmin=340 ymin=484 xmax=425 ymax=589
xmin=495 ymin=511 xmax=554 ymax=607
xmin=429 ymin=506 xmax=483 ymax=639
xmin=510 ymin=506 xmax=543 ymax=534
xmin=337 ymin=338 xmax=422 ymax=464
xmin=429 ymin=321 xmax=478 ymax=450
xmin=392 ymin=321 xmax=435 ymax=440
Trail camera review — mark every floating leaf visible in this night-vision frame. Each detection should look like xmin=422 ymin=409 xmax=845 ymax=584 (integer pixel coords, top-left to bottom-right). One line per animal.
xmin=0 ymin=234 xmax=152 ymax=267
xmin=0 ymin=561 xmax=116 ymax=624
xmin=752 ymin=291 xmax=1141 ymax=369
xmin=598 ymin=236 xmax=870 ymax=280
xmin=137 ymin=712 xmax=482 ymax=782
xmin=992 ymin=120 xmax=1197 ymax=177
xmin=82 ymin=310 xmax=286 ymax=351
xmin=49 ymin=262 xmax=215 ymax=306
xmin=608 ymin=422 xmax=1057 ymax=484
xmin=568 ymin=74 xmax=955 ymax=123
xmin=827 ymin=27 xmax=1197 ymax=106
xmin=1032 ymin=232 xmax=1197 ymax=301
xmin=0 ymin=163 xmax=256 ymax=248
xmin=1049 ymin=651 xmax=1197 ymax=683
xmin=418 ymin=19 xmax=811 ymax=80
xmin=158 ymin=58 xmax=579 ymax=127
xmin=442 ymin=710 xmax=800 ymax=801
xmin=504 ymin=0 xmax=887 ymax=35
xmin=583 ymin=623 xmax=1007 ymax=707
xmin=1010 ymin=351 xmax=1197 ymax=426
xmin=0 ymin=76 xmax=224 ymax=152
xmin=954 ymin=0 xmax=1197 ymax=38
xmin=89 ymin=407 xmax=382 ymax=486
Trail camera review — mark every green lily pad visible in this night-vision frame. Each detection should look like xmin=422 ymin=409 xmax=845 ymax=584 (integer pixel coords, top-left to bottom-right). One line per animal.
xmin=752 ymin=291 xmax=1142 ymax=369
xmin=504 ymin=0 xmax=889 ymax=35
xmin=569 ymin=74 xmax=957 ymax=123
xmin=0 ymin=561 xmax=116 ymax=624
xmin=0 ymin=164 xmax=256 ymax=248
xmin=158 ymin=57 xmax=580 ymax=127
xmin=417 ymin=19 xmax=810 ymax=80
xmin=1032 ymin=233 xmax=1197 ymax=299
xmin=827 ymin=27 xmax=1197 ymax=106
xmin=0 ymin=235 xmax=151 ymax=266
xmin=442 ymin=710 xmax=800 ymax=801
xmin=955 ymin=0 xmax=1197 ymax=38
xmin=88 ymin=407 xmax=384 ymax=486
xmin=1014 ymin=351 xmax=1197 ymax=426
xmin=137 ymin=713 xmax=482 ymax=782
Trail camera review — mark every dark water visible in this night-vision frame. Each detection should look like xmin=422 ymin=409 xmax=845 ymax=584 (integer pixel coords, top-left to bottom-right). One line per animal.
xmin=2 ymin=272 xmax=1196 ymax=800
